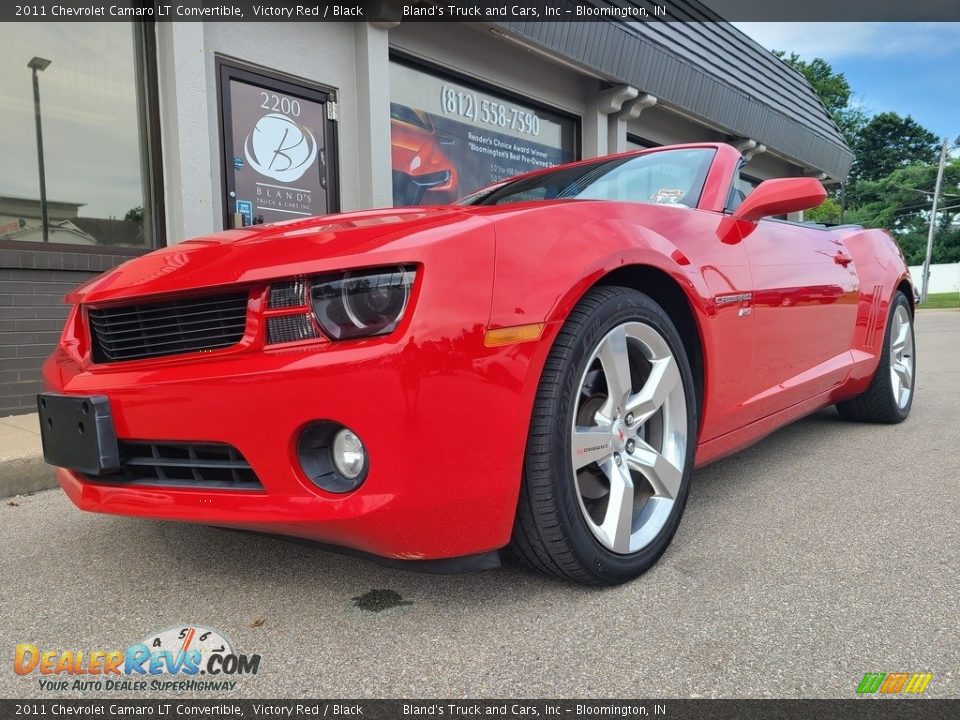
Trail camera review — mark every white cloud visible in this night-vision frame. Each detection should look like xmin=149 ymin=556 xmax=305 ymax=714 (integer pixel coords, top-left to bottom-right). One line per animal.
xmin=734 ymin=22 xmax=960 ymax=60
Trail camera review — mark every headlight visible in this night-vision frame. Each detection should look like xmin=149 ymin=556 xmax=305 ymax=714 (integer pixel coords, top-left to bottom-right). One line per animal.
xmin=309 ymin=266 xmax=415 ymax=340
xmin=411 ymin=170 xmax=451 ymax=187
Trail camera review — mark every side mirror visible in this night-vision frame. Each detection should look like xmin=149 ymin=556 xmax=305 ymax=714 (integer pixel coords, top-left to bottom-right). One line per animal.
xmin=732 ymin=177 xmax=826 ymax=222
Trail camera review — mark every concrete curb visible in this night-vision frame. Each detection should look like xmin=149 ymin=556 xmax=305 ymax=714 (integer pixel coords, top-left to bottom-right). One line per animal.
xmin=1 ymin=456 xmax=57 ymax=498
xmin=1 ymin=412 xmax=57 ymax=499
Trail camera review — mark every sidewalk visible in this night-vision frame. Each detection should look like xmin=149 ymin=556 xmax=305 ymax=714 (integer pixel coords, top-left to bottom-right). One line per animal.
xmin=0 ymin=413 xmax=55 ymax=498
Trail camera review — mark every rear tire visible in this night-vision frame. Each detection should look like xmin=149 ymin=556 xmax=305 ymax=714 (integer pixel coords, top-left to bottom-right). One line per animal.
xmin=836 ymin=290 xmax=915 ymax=423
xmin=510 ymin=287 xmax=698 ymax=585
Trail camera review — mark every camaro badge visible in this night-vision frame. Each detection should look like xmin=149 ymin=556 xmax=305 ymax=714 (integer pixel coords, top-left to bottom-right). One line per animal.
xmin=715 ymin=292 xmax=753 ymax=306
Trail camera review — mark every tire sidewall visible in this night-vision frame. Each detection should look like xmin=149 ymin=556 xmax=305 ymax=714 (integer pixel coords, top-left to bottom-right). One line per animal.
xmin=882 ymin=292 xmax=916 ymax=421
xmin=538 ymin=289 xmax=698 ymax=584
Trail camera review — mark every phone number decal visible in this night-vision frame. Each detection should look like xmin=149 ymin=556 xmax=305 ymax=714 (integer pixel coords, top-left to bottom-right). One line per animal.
xmin=441 ymin=85 xmax=541 ymax=136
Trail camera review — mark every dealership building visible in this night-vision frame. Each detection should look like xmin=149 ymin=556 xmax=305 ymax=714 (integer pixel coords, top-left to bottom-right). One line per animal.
xmin=0 ymin=11 xmax=853 ymax=416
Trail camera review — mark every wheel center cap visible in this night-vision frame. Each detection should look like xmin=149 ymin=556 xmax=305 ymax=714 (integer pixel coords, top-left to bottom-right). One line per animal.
xmin=612 ymin=422 xmax=628 ymax=451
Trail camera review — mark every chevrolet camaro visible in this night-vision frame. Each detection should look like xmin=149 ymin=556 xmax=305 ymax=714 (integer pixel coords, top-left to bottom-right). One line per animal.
xmin=39 ymin=143 xmax=915 ymax=585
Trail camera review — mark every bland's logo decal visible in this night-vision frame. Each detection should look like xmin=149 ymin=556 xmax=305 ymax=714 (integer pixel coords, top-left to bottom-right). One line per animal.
xmin=244 ymin=112 xmax=318 ymax=183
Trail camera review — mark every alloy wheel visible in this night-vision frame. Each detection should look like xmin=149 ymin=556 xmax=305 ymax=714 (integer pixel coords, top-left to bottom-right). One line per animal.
xmin=889 ymin=304 xmax=914 ymax=410
xmin=570 ymin=322 xmax=688 ymax=555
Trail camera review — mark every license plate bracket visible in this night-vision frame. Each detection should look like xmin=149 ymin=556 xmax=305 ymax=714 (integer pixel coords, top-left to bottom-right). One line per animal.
xmin=37 ymin=393 xmax=120 ymax=476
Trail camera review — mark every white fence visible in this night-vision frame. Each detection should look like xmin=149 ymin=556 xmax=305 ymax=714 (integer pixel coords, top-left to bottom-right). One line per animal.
xmin=908 ymin=263 xmax=960 ymax=296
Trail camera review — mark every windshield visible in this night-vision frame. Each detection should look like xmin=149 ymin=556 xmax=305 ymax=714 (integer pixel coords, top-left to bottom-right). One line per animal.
xmin=462 ymin=147 xmax=715 ymax=209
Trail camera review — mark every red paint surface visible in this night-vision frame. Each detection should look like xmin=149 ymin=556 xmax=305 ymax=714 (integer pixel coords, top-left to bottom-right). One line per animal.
xmin=44 ymin=143 xmax=912 ymax=560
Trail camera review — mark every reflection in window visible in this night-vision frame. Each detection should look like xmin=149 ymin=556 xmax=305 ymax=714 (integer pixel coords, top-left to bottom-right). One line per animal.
xmin=0 ymin=23 xmax=156 ymax=249
xmin=729 ymin=173 xmax=762 ymax=211
xmin=626 ymin=135 xmax=661 ymax=151
xmin=468 ymin=148 xmax=715 ymax=209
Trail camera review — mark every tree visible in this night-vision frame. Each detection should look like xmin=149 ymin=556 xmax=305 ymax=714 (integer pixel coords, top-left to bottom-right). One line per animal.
xmin=124 ymin=206 xmax=144 ymax=223
xmin=845 ymin=158 xmax=960 ymax=264
xmin=849 ymin=112 xmax=940 ymax=184
xmin=773 ymin=51 xmax=851 ymax=117
xmin=773 ymin=51 xmax=864 ymax=147
xmin=773 ymin=52 xmax=939 ymax=184
xmin=773 ymin=47 xmax=957 ymax=261
xmin=805 ymin=196 xmax=842 ymax=224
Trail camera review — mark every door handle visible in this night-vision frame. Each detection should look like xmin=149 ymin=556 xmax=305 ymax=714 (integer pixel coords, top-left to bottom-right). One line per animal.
xmin=834 ymin=252 xmax=854 ymax=267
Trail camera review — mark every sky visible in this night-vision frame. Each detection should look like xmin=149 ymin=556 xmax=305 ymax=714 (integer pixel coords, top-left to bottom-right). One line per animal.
xmin=0 ymin=24 xmax=144 ymax=218
xmin=734 ymin=22 xmax=960 ymax=142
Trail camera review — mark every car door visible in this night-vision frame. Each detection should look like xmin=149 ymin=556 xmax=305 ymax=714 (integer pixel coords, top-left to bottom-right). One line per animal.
xmin=739 ymin=219 xmax=860 ymax=422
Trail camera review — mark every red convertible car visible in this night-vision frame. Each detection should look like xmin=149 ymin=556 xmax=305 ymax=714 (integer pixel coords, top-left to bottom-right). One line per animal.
xmin=40 ymin=143 xmax=915 ymax=585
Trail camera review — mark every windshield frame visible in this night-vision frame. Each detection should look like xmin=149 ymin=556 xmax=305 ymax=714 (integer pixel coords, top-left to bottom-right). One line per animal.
xmin=459 ymin=146 xmax=717 ymax=210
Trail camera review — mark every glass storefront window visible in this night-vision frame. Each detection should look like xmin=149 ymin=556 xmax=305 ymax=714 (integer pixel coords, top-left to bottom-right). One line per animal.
xmin=0 ymin=23 xmax=159 ymax=249
xmin=389 ymin=59 xmax=578 ymax=206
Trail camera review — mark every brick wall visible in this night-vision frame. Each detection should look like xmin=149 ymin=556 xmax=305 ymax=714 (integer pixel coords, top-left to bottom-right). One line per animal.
xmin=0 ymin=247 xmax=139 ymax=416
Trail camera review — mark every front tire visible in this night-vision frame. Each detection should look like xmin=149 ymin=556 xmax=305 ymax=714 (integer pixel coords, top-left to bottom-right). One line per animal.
xmin=510 ymin=287 xmax=698 ymax=585
xmin=837 ymin=290 xmax=915 ymax=424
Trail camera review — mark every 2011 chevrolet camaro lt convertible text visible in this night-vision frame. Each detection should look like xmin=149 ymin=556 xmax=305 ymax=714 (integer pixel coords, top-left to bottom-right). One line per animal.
xmin=40 ymin=143 xmax=916 ymax=585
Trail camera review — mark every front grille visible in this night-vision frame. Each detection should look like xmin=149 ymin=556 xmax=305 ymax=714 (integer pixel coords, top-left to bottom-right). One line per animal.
xmin=88 ymin=292 xmax=249 ymax=363
xmin=267 ymin=313 xmax=318 ymax=344
xmin=88 ymin=441 xmax=262 ymax=490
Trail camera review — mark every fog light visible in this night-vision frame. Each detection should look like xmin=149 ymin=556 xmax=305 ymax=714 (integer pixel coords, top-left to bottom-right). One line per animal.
xmin=297 ymin=421 xmax=369 ymax=493
xmin=332 ymin=428 xmax=365 ymax=479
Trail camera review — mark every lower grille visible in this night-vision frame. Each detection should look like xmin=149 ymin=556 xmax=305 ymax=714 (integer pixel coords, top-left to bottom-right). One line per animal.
xmin=88 ymin=292 xmax=250 ymax=363
xmin=87 ymin=441 xmax=262 ymax=490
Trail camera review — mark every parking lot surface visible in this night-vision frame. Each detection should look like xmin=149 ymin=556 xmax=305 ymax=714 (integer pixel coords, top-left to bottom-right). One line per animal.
xmin=2 ymin=311 xmax=957 ymax=699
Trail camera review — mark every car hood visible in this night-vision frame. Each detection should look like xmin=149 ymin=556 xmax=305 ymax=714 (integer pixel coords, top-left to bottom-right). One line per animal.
xmin=68 ymin=199 xmax=689 ymax=306
xmin=68 ymin=207 xmax=484 ymax=305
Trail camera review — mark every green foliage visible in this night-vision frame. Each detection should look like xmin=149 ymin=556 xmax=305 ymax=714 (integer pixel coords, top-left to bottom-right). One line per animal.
xmin=849 ymin=112 xmax=940 ymax=183
xmin=773 ymin=51 xmax=852 ymax=117
xmin=773 ymin=51 xmax=866 ymax=149
xmin=844 ymin=159 xmax=960 ymax=265
xmin=775 ymin=48 xmax=955 ymax=263
xmin=124 ymin=206 xmax=144 ymax=223
xmin=931 ymin=225 xmax=960 ymax=264
xmin=920 ymin=292 xmax=960 ymax=309
xmin=805 ymin=197 xmax=842 ymax=224
xmin=847 ymin=160 xmax=956 ymax=227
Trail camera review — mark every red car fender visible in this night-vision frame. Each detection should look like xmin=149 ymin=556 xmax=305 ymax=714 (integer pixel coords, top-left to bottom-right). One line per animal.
xmin=485 ymin=211 xmax=714 ymax=460
xmin=487 ymin=210 xmax=709 ymax=330
xmin=836 ymin=227 xmax=915 ymax=393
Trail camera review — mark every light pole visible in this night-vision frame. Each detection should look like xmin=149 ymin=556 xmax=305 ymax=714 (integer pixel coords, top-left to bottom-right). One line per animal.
xmin=28 ymin=56 xmax=51 ymax=242
xmin=920 ymin=135 xmax=959 ymax=304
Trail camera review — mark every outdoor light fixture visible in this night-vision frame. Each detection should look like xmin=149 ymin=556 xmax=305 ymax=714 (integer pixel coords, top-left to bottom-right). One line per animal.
xmin=28 ymin=56 xmax=52 ymax=242
xmin=28 ymin=56 xmax=52 ymax=72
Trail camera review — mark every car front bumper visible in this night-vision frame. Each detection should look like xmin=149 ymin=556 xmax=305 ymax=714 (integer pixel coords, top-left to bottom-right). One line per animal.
xmin=43 ymin=325 xmax=545 ymax=561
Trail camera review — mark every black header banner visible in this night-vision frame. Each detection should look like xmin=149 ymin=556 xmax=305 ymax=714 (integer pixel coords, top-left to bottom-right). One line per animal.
xmin=1 ymin=699 xmax=957 ymax=719
xmin=3 ymin=0 xmax=960 ymax=23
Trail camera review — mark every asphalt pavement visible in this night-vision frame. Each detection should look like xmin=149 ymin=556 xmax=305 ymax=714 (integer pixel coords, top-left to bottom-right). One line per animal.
xmin=2 ymin=311 xmax=957 ymax=700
